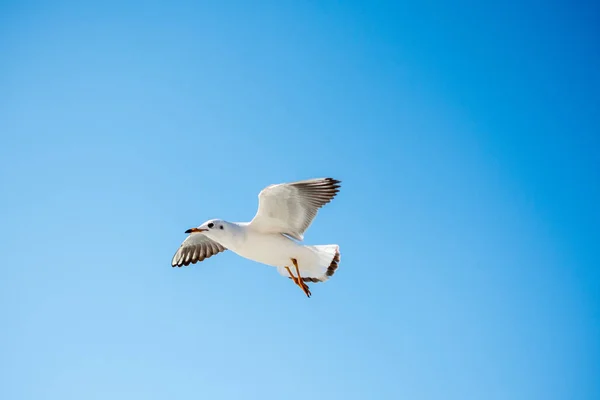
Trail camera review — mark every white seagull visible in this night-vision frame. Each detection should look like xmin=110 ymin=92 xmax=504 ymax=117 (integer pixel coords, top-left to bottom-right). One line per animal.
xmin=171 ymin=177 xmax=342 ymax=297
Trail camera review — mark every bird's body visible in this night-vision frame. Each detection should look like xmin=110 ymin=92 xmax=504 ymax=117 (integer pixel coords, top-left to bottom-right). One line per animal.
xmin=217 ymin=222 xmax=306 ymax=267
xmin=215 ymin=222 xmax=340 ymax=281
xmin=171 ymin=177 xmax=342 ymax=297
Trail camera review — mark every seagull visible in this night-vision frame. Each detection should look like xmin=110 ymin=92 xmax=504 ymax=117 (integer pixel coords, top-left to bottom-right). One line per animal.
xmin=171 ymin=177 xmax=342 ymax=297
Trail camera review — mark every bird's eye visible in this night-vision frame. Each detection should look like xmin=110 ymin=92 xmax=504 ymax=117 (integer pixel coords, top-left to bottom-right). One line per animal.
xmin=208 ymin=223 xmax=214 ymax=228
xmin=220 ymin=225 xmax=224 ymax=230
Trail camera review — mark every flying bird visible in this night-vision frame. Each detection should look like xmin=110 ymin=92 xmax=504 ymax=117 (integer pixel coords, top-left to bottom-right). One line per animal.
xmin=171 ymin=177 xmax=342 ymax=297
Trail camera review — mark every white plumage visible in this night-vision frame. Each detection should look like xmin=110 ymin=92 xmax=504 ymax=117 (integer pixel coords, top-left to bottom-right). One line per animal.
xmin=171 ymin=178 xmax=342 ymax=297
xmin=250 ymin=178 xmax=341 ymax=240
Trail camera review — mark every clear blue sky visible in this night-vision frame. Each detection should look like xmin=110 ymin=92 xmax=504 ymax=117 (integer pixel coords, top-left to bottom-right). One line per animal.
xmin=1 ymin=1 xmax=599 ymax=399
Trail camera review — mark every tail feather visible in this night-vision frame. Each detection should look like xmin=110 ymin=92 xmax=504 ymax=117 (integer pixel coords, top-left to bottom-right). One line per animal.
xmin=324 ymin=248 xmax=340 ymax=279
xmin=277 ymin=245 xmax=341 ymax=283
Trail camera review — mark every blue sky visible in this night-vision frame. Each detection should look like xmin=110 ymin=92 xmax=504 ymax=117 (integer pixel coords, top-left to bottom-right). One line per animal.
xmin=1 ymin=1 xmax=599 ymax=399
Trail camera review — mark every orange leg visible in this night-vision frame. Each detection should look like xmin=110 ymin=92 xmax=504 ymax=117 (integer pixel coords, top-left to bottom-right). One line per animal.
xmin=291 ymin=258 xmax=311 ymax=298
xmin=284 ymin=266 xmax=299 ymax=285
xmin=284 ymin=263 xmax=311 ymax=298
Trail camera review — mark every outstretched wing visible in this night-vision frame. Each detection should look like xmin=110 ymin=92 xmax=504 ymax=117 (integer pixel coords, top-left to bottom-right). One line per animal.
xmin=249 ymin=177 xmax=341 ymax=241
xmin=171 ymin=233 xmax=227 ymax=267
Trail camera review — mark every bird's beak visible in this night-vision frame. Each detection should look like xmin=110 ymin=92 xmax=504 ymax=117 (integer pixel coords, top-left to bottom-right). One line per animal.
xmin=185 ymin=228 xmax=208 ymax=234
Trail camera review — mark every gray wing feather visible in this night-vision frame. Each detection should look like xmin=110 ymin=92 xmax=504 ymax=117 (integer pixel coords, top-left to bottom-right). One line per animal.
xmin=171 ymin=233 xmax=227 ymax=267
xmin=249 ymin=177 xmax=341 ymax=240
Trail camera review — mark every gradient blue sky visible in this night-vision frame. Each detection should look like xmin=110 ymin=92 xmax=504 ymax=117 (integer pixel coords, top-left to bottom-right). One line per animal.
xmin=1 ymin=1 xmax=599 ymax=399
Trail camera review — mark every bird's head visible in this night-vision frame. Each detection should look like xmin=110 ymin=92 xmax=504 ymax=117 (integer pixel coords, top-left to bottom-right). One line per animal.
xmin=185 ymin=219 xmax=229 ymax=240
